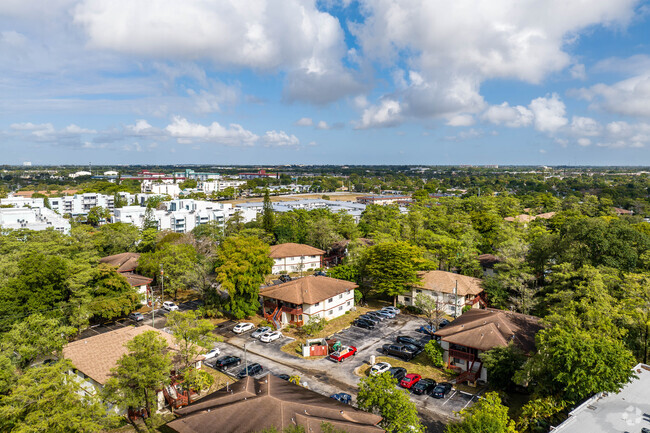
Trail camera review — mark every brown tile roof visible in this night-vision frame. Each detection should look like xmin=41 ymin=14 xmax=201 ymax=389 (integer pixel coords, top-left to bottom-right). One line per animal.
xmin=167 ymin=374 xmax=384 ymax=433
xmin=260 ymin=276 xmax=357 ymax=305
xmin=435 ymin=308 xmax=542 ymax=353
xmin=99 ymin=252 xmax=141 ymax=273
xmin=63 ymin=325 xmax=189 ymax=385
xmin=504 ymin=212 xmax=555 ymax=223
xmin=415 ymin=271 xmax=484 ymax=296
xmin=269 ymin=243 xmax=325 ymax=259
xmin=478 ymin=254 xmax=501 ymax=268
xmin=124 ymin=273 xmax=153 ymax=287
xmin=614 ymin=207 xmax=633 ymax=215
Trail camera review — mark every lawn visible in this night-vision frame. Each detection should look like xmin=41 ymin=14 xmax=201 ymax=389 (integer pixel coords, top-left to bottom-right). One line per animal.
xmin=356 ymin=353 xmax=456 ymax=384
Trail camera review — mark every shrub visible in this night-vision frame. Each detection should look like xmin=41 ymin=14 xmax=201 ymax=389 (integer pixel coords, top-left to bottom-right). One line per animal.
xmin=300 ymin=316 xmax=326 ymax=337
xmin=424 ymin=340 xmax=445 ymax=367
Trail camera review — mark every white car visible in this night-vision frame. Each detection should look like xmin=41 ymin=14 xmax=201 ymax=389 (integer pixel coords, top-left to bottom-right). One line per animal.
xmin=370 ymin=362 xmax=392 ymax=376
xmin=251 ymin=326 xmax=272 ymax=339
xmin=259 ymin=331 xmax=282 ymax=343
xmin=162 ymin=301 xmax=179 ymax=312
xmin=381 ymin=306 xmax=401 ymax=315
xmin=233 ymin=322 xmax=255 ymax=334
xmin=202 ymin=348 xmax=220 ymax=359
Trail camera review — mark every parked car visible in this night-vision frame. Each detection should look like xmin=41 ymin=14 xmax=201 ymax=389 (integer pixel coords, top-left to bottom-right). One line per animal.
xmin=212 ymin=355 xmax=241 ymax=371
xmin=329 ymin=345 xmax=357 ymax=362
xmin=278 ymin=274 xmax=292 ymax=283
xmin=330 ymin=393 xmax=352 ymax=404
xmin=260 ymin=330 xmax=282 ymax=343
xmin=314 ymin=270 xmax=327 ymax=277
xmin=396 ymin=336 xmax=424 ymax=350
xmin=438 ymin=319 xmax=450 ymax=328
xmin=358 ymin=314 xmax=380 ymax=324
xmin=233 ymin=322 xmax=255 ymax=334
xmin=400 ymin=373 xmax=422 ymax=389
xmin=388 ymin=367 xmax=407 ymax=382
xmin=365 ymin=311 xmax=387 ymax=321
xmin=382 ymin=344 xmax=417 ymax=361
xmin=431 ymin=382 xmax=453 ymax=399
xmin=381 ymin=306 xmax=401 ymax=315
xmin=375 ymin=310 xmax=395 ymax=319
xmin=273 ymin=373 xmax=290 ymax=381
xmin=416 ymin=324 xmax=438 ymax=337
xmin=128 ymin=312 xmax=144 ymax=322
xmin=162 ymin=301 xmax=179 ymax=312
xmin=251 ymin=326 xmax=272 ymax=339
xmin=353 ymin=319 xmax=375 ymax=329
xmin=237 ymin=363 xmax=264 ymax=378
xmin=370 ymin=362 xmax=392 ymax=376
xmin=202 ymin=348 xmax=220 ymax=359
xmin=411 ymin=378 xmax=437 ymax=395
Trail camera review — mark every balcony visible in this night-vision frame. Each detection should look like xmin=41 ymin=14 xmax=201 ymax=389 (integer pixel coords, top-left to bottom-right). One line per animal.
xmin=281 ymin=305 xmax=303 ymax=316
xmin=449 ymin=348 xmax=475 ymax=362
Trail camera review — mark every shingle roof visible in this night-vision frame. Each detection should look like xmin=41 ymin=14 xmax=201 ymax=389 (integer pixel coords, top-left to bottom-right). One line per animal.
xmin=415 ymin=271 xmax=484 ymax=296
xmin=124 ymin=273 xmax=153 ymax=287
xmin=478 ymin=254 xmax=501 ymax=268
xmin=269 ymin=243 xmax=325 ymax=259
xmin=260 ymin=275 xmax=357 ymax=305
xmin=63 ymin=325 xmax=188 ymax=385
xmin=504 ymin=212 xmax=555 ymax=223
xmin=167 ymin=374 xmax=384 ymax=433
xmin=99 ymin=252 xmax=141 ymax=273
xmin=435 ymin=308 xmax=542 ymax=353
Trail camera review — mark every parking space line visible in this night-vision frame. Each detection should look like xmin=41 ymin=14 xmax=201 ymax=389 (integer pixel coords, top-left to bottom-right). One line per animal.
xmin=441 ymin=390 xmax=457 ymax=406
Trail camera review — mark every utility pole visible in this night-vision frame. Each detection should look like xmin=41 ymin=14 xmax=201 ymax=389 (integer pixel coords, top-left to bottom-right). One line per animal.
xmin=160 ymin=264 xmax=164 ymax=306
xmin=243 ymin=342 xmax=248 ymax=373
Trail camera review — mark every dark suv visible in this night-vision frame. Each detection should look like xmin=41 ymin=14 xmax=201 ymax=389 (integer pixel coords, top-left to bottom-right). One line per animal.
xmin=396 ymin=335 xmax=423 ymax=350
xmin=278 ymin=274 xmax=292 ymax=283
xmin=212 ymin=355 xmax=241 ymax=371
xmin=411 ymin=378 xmax=437 ymax=395
xmin=237 ymin=363 xmax=264 ymax=379
xmin=382 ymin=344 xmax=418 ymax=361
xmin=387 ymin=367 xmax=407 ymax=382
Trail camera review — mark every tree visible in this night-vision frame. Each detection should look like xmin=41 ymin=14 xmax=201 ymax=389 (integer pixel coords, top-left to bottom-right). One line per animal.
xmin=88 ymin=264 xmax=141 ymax=321
xmin=262 ymin=189 xmax=274 ymax=233
xmin=363 ymin=242 xmax=424 ymax=306
xmin=414 ymin=292 xmax=445 ymax=329
xmin=183 ymin=367 xmax=214 ymax=392
xmin=93 ymin=222 xmax=141 ymax=255
xmin=357 ymin=372 xmax=424 ymax=433
xmin=0 ymin=360 xmax=117 ymax=433
xmin=86 ymin=206 xmax=110 ymax=226
xmin=165 ymin=310 xmax=216 ymax=369
xmin=516 ymin=397 xmax=566 ymax=433
xmin=215 ymin=236 xmax=273 ymax=319
xmin=480 ymin=343 xmax=527 ymax=391
xmin=300 ymin=316 xmax=325 ymax=337
xmin=138 ymin=243 xmax=198 ymax=300
xmin=446 ymin=391 xmax=517 ymax=433
xmin=103 ymin=331 xmax=172 ymax=428
xmin=1 ymin=315 xmax=75 ymax=369
xmin=424 ymin=339 xmax=444 ymax=367
xmin=142 ymin=207 xmax=158 ymax=231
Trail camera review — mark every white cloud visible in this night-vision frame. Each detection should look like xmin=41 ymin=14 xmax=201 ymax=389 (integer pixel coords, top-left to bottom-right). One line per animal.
xmin=570 ymin=63 xmax=587 ymax=80
xmin=295 ymin=117 xmax=314 ymax=127
xmin=350 ymin=0 xmax=635 ymax=126
xmin=482 ymin=103 xmax=533 ymax=127
xmin=570 ymin=116 xmax=602 ymax=137
xmin=576 ymin=72 xmax=650 ymax=118
xmin=263 ymin=130 xmax=300 ymax=147
xmin=127 ymin=119 xmax=154 ymax=134
xmin=316 ymin=120 xmax=330 ymax=130
xmin=165 ymin=116 xmax=258 ymax=146
xmin=596 ymin=121 xmax=650 ymax=148
xmin=355 ymin=99 xmax=402 ymax=129
xmin=446 ymin=114 xmax=475 ymax=127
xmin=444 ymin=128 xmax=484 ymax=142
xmin=529 ymin=93 xmax=568 ymax=133
xmin=577 ymin=138 xmax=591 ymax=146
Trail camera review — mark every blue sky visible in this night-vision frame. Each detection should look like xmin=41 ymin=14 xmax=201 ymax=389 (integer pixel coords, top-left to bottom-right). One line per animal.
xmin=1 ymin=0 xmax=650 ymax=165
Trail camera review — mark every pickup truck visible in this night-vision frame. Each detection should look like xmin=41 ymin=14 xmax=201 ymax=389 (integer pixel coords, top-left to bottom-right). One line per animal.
xmin=329 ymin=345 xmax=357 ymax=362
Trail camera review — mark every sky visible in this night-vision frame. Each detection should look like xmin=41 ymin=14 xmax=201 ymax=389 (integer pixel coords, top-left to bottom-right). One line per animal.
xmin=1 ymin=0 xmax=650 ymax=166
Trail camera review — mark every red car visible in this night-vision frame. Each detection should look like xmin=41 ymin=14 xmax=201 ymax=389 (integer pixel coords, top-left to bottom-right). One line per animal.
xmin=400 ymin=373 xmax=421 ymax=389
xmin=329 ymin=345 xmax=357 ymax=362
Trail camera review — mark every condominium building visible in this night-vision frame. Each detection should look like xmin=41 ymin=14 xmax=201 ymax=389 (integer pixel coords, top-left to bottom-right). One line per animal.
xmin=0 ymin=207 xmax=71 ymax=234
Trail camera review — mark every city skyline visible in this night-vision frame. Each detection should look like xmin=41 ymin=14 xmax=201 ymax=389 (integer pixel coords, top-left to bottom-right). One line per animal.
xmin=2 ymin=0 xmax=650 ymax=166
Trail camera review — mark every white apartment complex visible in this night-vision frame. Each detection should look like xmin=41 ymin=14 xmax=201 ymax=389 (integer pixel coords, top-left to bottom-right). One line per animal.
xmin=0 ymin=207 xmax=71 ymax=234
xmin=268 ymin=243 xmax=325 ymax=274
xmin=235 ymin=199 xmax=368 ymax=223
xmin=199 ymin=179 xmax=246 ymax=193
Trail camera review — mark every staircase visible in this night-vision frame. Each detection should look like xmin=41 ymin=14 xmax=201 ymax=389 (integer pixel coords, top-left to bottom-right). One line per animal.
xmin=272 ymin=308 xmax=281 ymax=330
xmin=456 ymin=359 xmax=482 ymax=384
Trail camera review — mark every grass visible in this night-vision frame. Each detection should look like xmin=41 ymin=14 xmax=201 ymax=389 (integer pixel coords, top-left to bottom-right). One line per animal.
xmin=356 ymin=353 xmax=456 ymax=384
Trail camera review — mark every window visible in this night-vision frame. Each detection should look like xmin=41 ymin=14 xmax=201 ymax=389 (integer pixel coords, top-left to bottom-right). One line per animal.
xmin=298 ymin=315 xmax=303 ymax=320
xmin=314 ymin=302 xmax=319 ymax=307
xmin=328 ymin=298 xmax=333 ymax=303
xmin=329 ymin=310 xmax=333 ymax=315
xmin=338 ymin=294 xmax=343 ymax=299
xmin=404 ymin=296 xmax=411 ymax=303
xmin=338 ymin=306 xmax=343 ymax=311
xmin=347 ymin=301 xmax=351 ymax=306
xmin=416 ymin=289 xmax=422 ymax=293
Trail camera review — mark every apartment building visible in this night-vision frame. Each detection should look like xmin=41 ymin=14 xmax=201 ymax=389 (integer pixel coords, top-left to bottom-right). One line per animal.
xmin=0 ymin=207 xmax=71 ymax=234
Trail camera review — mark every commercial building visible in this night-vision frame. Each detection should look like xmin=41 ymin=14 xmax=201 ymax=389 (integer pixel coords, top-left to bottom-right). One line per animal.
xmin=260 ymin=275 xmax=357 ymax=327
xmin=0 ymin=207 xmax=71 ymax=234
xmin=238 ymin=169 xmax=279 ymax=179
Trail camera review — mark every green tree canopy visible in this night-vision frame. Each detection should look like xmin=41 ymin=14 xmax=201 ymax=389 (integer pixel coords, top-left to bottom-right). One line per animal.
xmin=165 ymin=310 xmax=216 ymax=369
xmin=446 ymin=391 xmax=517 ymax=433
xmin=88 ymin=264 xmax=141 ymax=321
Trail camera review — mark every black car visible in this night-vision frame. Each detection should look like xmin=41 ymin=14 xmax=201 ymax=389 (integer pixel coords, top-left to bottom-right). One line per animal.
xmin=314 ymin=271 xmax=327 ymax=277
xmin=272 ymin=373 xmax=290 ymax=381
xmin=237 ymin=363 xmax=264 ymax=379
xmin=396 ymin=336 xmax=424 ymax=350
xmin=358 ymin=314 xmax=380 ymax=324
xmin=438 ymin=319 xmax=450 ymax=328
xmin=388 ymin=367 xmax=407 ymax=382
xmin=382 ymin=344 xmax=418 ymax=361
xmin=212 ymin=355 xmax=241 ymax=371
xmin=278 ymin=274 xmax=292 ymax=283
xmin=431 ymin=382 xmax=453 ymax=398
xmin=411 ymin=378 xmax=437 ymax=395
xmin=354 ymin=319 xmax=375 ymax=329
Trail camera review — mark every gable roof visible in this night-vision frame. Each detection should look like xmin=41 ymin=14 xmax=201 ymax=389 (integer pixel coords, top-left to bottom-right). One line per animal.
xmin=269 ymin=243 xmax=325 ymax=259
xmin=478 ymin=254 xmax=501 ymax=268
xmin=99 ymin=252 xmax=141 ymax=273
xmin=435 ymin=308 xmax=542 ymax=353
xmin=167 ymin=374 xmax=384 ymax=433
xmin=124 ymin=273 xmax=153 ymax=287
xmin=260 ymin=275 xmax=357 ymax=305
xmin=63 ymin=325 xmax=189 ymax=385
xmin=415 ymin=271 xmax=484 ymax=296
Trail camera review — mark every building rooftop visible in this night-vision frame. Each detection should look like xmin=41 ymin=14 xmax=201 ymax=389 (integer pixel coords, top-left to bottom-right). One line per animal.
xmin=99 ymin=252 xmax=141 ymax=273
xmin=269 ymin=243 xmax=325 ymax=259
xmin=415 ymin=270 xmax=484 ymax=296
xmin=552 ymin=363 xmax=650 ymax=433
xmin=435 ymin=308 xmax=542 ymax=353
xmin=260 ymin=275 xmax=357 ymax=305
xmin=166 ymin=374 xmax=384 ymax=433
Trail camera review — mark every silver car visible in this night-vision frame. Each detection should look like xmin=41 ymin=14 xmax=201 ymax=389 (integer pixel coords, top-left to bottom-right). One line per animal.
xmin=251 ymin=326 xmax=272 ymax=339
